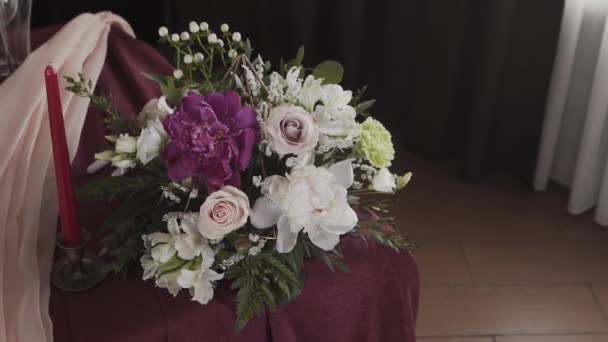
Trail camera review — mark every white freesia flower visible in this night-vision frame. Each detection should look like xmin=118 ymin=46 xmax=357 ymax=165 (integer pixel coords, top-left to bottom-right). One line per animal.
xmin=265 ymin=105 xmax=319 ymax=157
xmin=371 ymin=167 xmax=396 ymax=193
xmin=198 ymin=186 xmax=251 ymax=240
xmin=177 ymin=246 xmax=223 ymax=305
xmin=115 ymin=134 xmax=137 ymax=154
xmin=136 ymin=119 xmax=166 ymax=165
xmin=138 ymin=96 xmax=174 ymax=123
xmin=250 ymin=159 xmax=357 ymax=253
xmin=298 ymin=75 xmax=323 ymax=112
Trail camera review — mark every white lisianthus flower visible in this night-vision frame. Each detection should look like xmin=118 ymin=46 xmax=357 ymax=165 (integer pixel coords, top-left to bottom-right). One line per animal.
xmin=313 ymin=84 xmax=360 ymax=149
xmin=180 ymin=32 xmax=190 ymax=41
xmin=198 ymin=186 xmax=251 ymax=240
xmin=250 ymin=159 xmax=357 ymax=253
xmin=158 ymin=26 xmax=169 ymax=37
xmin=220 ymin=23 xmax=229 ymax=32
xmin=371 ymin=167 xmax=396 ymax=193
xmin=177 ymin=245 xmax=223 ymax=305
xmin=298 ymin=75 xmax=323 ymax=112
xmin=138 ymin=96 xmax=174 ymax=123
xmin=189 ymin=21 xmax=200 ymax=33
xmin=217 ymin=39 xmax=224 ymax=48
xmin=171 ymin=33 xmax=180 ymax=42
xmin=207 ymin=33 xmax=218 ymax=44
xmin=136 ymin=119 xmax=166 ymax=165
xmin=115 ymin=134 xmax=137 ymax=154
xmin=265 ymin=105 xmax=319 ymax=157
xmin=232 ymin=32 xmax=241 ymax=42
xmin=199 ymin=22 xmax=209 ymax=31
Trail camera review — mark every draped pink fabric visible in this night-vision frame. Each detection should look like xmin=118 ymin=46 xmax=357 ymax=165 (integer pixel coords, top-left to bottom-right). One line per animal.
xmin=0 ymin=13 xmax=133 ymax=342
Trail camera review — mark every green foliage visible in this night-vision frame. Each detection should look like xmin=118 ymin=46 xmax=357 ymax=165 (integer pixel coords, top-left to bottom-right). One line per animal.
xmin=225 ymin=252 xmax=304 ymax=334
xmin=313 ymin=60 xmax=344 ymax=84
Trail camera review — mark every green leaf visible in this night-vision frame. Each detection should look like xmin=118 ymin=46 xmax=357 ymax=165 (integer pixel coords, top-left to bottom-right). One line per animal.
xmin=313 ymin=60 xmax=344 ymax=84
xmin=294 ymin=46 xmax=305 ymax=66
xmin=101 ymin=190 xmax=160 ymax=230
xmin=355 ymin=99 xmax=376 ymax=114
xmin=141 ymin=72 xmax=168 ymax=85
xmin=160 ymin=77 xmax=182 ymax=105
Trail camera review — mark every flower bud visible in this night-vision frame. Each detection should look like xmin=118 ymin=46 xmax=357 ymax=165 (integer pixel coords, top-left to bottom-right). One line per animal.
xmin=228 ymin=49 xmax=237 ymax=59
xmin=194 ymin=52 xmax=205 ymax=63
xmin=232 ymin=32 xmax=241 ymax=42
xmin=217 ymin=39 xmax=224 ymax=48
xmin=94 ymin=150 xmax=114 ymax=160
xmin=158 ymin=26 xmax=169 ymax=37
xmin=220 ymin=23 xmax=229 ymax=33
xmin=171 ymin=33 xmax=179 ymax=42
xmin=207 ymin=33 xmax=218 ymax=43
xmin=183 ymin=54 xmax=193 ymax=64
xmin=173 ymin=69 xmax=184 ymax=79
xmin=199 ymin=22 xmax=209 ymax=31
xmin=115 ymin=134 xmax=137 ymax=154
xmin=189 ymin=21 xmax=200 ymax=33
xmin=180 ymin=32 xmax=190 ymax=41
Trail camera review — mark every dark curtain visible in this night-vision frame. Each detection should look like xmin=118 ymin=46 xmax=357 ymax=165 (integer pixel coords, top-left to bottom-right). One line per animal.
xmin=33 ymin=0 xmax=565 ymax=184
xmin=170 ymin=0 xmax=564 ymax=184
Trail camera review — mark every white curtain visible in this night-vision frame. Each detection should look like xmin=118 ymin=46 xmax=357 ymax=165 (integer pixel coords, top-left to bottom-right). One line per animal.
xmin=535 ymin=0 xmax=608 ymax=225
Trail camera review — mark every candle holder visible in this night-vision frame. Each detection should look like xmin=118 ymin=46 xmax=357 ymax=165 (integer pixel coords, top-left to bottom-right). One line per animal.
xmin=51 ymin=229 xmax=108 ymax=292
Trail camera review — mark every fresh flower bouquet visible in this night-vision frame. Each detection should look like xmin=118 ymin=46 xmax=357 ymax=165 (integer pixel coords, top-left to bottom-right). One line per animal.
xmin=67 ymin=20 xmax=413 ymax=332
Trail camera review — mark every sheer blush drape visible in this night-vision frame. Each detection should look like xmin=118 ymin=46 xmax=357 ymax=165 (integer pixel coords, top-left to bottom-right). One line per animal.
xmin=0 ymin=13 xmax=133 ymax=342
xmin=535 ymin=0 xmax=608 ymax=225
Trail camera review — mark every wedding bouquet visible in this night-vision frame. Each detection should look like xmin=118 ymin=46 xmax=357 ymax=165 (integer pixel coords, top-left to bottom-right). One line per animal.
xmin=67 ymin=21 xmax=413 ymax=331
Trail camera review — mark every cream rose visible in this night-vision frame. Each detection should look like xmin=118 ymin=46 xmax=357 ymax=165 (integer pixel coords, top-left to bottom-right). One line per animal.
xmin=266 ymin=105 xmax=319 ymax=156
xmin=198 ymin=186 xmax=251 ymax=240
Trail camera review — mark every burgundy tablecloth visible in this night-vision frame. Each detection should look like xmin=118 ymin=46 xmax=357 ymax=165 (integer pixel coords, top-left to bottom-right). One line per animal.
xmin=37 ymin=27 xmax=419 ymax=342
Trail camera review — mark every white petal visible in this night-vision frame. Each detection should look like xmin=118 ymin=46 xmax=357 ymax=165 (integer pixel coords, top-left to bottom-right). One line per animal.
xmin=321 ymin=205 xmax=358 ymax=234
xmin=307 ymin=227 xmax=340 ymax=251
xmin=276 ymin=215 xmax=299 ymax=253
xmin=250 ymin=197 xmax=282 ymax=229
xmin=329 ymin=159 xmax=354 ymax=188
xmin=86 ymin=159 xmax=109 ymax=174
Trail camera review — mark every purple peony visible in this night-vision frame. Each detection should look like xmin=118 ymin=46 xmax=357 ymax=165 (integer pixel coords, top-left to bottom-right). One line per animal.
xmin=162 ymin=91 xmax=258 ymax=192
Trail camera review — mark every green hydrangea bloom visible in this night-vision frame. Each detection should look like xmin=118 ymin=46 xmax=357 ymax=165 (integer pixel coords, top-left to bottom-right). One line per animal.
xmin=355 ymin=117 xmax=395 ymax=168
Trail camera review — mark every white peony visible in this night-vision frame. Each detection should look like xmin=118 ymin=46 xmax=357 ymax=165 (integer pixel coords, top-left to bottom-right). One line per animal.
xmin=198 ymin=186 xmax=251 ymax=240
xmin=250 ymin=159 xmax=357 ymax=253
xmin=265 ymin=105 xmax=319 ymax=156
xmin=176 ymin=244 xmax=223 ymax=305
xmin=298 ymin=75 xmax=323 ymax=112
xmin=137 ymin=96 xmax=174 ymax=123
xmin=136 ymin=119 xmax=167 ymax=165
xmin=371 ymin=167 xmax=396 ymax=193
xmin=115 ymin=134 xmax=137 ymax=154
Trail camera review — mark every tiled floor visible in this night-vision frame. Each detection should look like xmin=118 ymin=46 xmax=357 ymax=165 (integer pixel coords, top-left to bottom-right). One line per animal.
xmin=393 ymin=153 xmax=608 ymax=341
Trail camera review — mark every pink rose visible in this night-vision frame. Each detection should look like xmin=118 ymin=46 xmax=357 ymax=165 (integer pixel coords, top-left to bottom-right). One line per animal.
xmin=198 ymin=186 xmax=251 ymax=240
xmin=266 ymin=105 xmax=319 ymax=156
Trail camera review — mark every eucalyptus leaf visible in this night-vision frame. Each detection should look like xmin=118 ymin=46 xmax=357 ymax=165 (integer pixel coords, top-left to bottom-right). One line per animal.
xmin=313 ymin=60 xmax=344 ymax=84
xmin=355 ymin=99 xmax=376 ymax=114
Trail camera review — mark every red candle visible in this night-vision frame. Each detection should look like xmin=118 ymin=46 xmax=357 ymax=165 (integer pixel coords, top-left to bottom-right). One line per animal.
xmin=44 ymin=64 xmax=82 ymax=246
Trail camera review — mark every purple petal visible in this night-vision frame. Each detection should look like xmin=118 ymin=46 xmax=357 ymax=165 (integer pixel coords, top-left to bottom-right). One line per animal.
xmin=231 ymin=106 xmax=258 ymax=132
xmin=236 ymin=128 xmax=257 ymax=170
xmin=167 ymin=154 xmax=198 ymax=181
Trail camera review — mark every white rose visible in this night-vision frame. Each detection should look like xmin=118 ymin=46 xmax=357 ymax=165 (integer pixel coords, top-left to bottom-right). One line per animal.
xmin=136 ymin=119 xmax=166 ymax=165
xmin=250 ymin=160 xmax=357 ymax=253
xmin=371 ymin=167 xmax=396 ymax=193
xmin=198 ymin=186 xmax=251 ymax=240
xmin=115 ymin=134 xmax=137 ymax=154
xmin=137 ymin=96 xmax=174 ymax=123
xmin=266 ymin=105 xmax=319 ymax=156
